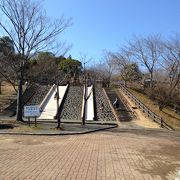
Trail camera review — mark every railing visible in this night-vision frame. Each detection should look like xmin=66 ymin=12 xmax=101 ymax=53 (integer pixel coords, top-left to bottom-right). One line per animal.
xmin=119 ymin=85 xmax=174 ymax=130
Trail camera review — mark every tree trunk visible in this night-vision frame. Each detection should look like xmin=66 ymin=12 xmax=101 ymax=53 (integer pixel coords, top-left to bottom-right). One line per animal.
xmin=0 ymin=81 xmax=2 ymax=95
xmin=82 ymin=84 xmax=87 ymax=126
xmin=16 ymin=71 xmax=23 ymax=121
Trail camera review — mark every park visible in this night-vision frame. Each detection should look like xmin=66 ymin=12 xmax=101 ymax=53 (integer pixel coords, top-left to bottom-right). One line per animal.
xmin=0 ymin=0 xmax=180 ymax=179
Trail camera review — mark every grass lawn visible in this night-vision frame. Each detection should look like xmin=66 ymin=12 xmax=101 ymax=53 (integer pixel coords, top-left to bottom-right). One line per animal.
xmin=128 ymin=88 xmax=180 ymax=131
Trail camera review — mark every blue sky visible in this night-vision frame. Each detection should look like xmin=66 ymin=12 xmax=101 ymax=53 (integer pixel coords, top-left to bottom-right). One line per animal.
xmin=44 ymin=0 xmax=180 ymax=63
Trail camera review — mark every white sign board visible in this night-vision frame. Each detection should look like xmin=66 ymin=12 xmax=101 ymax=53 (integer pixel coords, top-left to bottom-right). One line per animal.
xmin=24 ymin=105 xmax=40 ymax=117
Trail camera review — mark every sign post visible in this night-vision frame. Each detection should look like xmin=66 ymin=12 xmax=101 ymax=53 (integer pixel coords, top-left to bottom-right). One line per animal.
xmin=28 ymin=117 xmax=30 ymax=126
xmin=24 ymin=106 xmax=40 ymax=127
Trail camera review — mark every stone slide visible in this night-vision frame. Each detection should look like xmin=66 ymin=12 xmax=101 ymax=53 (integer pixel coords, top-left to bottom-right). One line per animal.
xmin=85 ymin=85 xmax=94 ymax=121
xmin=38 ymin=85 xmax=68 ymax=120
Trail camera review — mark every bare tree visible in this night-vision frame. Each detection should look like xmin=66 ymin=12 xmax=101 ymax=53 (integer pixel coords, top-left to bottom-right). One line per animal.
xmin=110 ymin=48 xmax=131 ymax=68
xmin=128 ymin=35 xmax=162 ymax=87
xmin=87 ymin=50 xmax=116 ymax=88
xmin=79 ymin=54 xmax=92 ymax=125
xmin=0 ymin=36 xmax=18 ymax=92
xmin=153 ymin=34 xmax=180 ymax=111
xmin=109 ymin=49 xmax=131 ymax=87
xmin=0 ymin=0 xmax=71 ymax=121
xmin=100 ymin=51 xmax=116 ymax=87
xmin=109 ymin=49 xmax=142 ymax=87
xmin=161 ymin=34 xmax=180 ymax=92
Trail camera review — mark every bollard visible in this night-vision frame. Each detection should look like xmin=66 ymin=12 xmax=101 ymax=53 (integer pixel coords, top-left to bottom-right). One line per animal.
xmin=142 ymin=106 xmax=145 ymax=113
xmin=160 ymin=118 xmax=163 ymax=128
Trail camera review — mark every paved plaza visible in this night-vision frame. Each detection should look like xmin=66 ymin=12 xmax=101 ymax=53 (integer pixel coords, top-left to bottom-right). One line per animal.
xmin=0 ymin=128 xmax=180 ymax=180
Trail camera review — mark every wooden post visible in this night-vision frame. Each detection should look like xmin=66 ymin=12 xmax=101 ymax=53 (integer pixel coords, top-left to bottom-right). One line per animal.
xmin=35 ymin=117 xmax=37 ymax=127
xmin=28 ymin=117 xmax=30 ymax=126
xmin=82 ymin=84 xmax=87 ymax=126
xmin=161 ymin=118 xmax=163 ymax=128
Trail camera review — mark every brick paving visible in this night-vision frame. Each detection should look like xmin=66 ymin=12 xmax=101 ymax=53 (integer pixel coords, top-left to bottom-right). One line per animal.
xmin=0 ymin=130 xmax=180 ymax=180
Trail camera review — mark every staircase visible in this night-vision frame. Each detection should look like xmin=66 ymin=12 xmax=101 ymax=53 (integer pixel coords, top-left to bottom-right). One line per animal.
xmin=105 ymin=88 xmax=132 ymax=121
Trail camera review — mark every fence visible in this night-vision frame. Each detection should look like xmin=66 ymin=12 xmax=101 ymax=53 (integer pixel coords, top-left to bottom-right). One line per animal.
xmin=119 ymin=85 xmax=174 ymax=130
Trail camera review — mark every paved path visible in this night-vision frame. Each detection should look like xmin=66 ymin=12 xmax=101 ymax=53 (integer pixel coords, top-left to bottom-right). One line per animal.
xmin=0 ymin=129 xmax=179 ymax=180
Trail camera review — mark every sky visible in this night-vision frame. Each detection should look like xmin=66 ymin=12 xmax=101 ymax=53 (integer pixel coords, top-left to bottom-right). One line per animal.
xmin=44 ymin=0 xmax=180 ymax=63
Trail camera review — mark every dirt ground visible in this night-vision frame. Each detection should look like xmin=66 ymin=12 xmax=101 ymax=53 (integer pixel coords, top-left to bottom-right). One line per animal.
xmin=117 ymin=89 xmax=161 ymax=129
